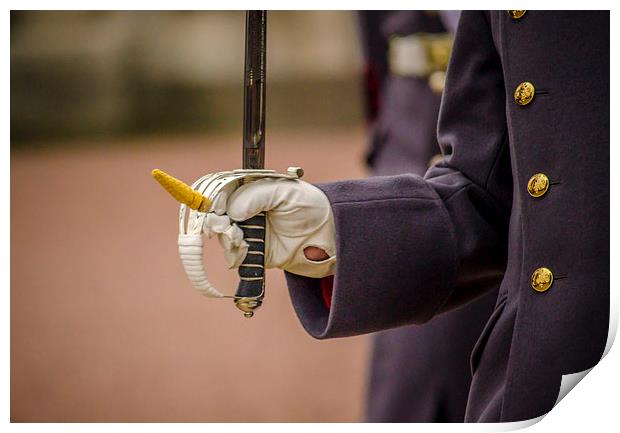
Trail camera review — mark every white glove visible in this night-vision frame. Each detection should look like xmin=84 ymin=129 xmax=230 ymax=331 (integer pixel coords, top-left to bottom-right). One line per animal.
xmin=204 ymin=177 xmax=337 ymax=278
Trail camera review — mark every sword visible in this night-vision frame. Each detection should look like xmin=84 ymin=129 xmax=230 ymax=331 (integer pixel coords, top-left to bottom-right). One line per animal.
xmin=233 ymin=10 xmax=268 ymax=318
xmin=151 ymin=11 xmax=304 ymax=318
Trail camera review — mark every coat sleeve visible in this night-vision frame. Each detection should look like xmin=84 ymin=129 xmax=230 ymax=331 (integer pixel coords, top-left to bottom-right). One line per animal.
xmin=285 ymin=11 xmax=512 ymax=339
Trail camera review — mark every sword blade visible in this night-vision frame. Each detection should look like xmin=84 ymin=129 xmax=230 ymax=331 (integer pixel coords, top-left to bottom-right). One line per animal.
xmin=234 ymin=10 xmax=267 ymax=317
xmin=242 ymin=10 xmax=266 ymax=170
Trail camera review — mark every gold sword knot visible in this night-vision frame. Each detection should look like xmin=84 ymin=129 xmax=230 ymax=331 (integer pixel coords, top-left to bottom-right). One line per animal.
xmin=151 ymin=169 xmax=211 ymax=212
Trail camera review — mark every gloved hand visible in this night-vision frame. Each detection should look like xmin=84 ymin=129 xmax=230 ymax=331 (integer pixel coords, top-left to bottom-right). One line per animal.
xmin=204 ymin=177 xmax=337 ymax=279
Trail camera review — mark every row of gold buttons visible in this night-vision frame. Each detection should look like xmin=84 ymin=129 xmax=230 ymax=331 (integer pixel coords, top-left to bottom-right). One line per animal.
xmin=528 ymin=174 xmax=553 ymax=292
xmin=509 ymin=10 xmax=555 ymax=293
xmin=509 ymin=11 xmax=534 ymax=106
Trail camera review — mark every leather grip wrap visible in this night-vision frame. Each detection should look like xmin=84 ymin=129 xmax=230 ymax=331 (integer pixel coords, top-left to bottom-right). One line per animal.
xmin=235 ymin=213 xmax=266 ymax=298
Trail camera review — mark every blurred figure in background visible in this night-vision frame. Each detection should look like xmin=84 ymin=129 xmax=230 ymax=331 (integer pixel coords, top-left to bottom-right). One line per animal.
xmin=357 ymin=11 xmax=499 ymax=422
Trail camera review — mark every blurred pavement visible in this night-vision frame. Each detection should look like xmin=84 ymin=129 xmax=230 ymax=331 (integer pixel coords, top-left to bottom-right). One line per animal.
xmin=11 ymin=129 xmax=370 ymax=422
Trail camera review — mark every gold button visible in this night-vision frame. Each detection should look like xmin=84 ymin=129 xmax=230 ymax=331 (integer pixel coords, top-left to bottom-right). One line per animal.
xmin=531 ymin=267 xmax=553 ymax=292
xmin=508 ymin=10 xmax=527 ymax=19
xmin=514 ymin=82 xmax=535 ymax=106
xmin=527 ymin=173 xmax=550 ymax=197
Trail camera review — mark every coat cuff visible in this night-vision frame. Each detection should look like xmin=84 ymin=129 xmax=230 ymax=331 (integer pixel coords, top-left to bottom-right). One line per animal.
xmin=285 ymin=175 xmax=459 ymax=339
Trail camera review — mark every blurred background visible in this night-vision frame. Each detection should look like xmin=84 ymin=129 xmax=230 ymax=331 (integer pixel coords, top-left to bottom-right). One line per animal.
xmin=11 ymin=11 xmax=371 ymax=422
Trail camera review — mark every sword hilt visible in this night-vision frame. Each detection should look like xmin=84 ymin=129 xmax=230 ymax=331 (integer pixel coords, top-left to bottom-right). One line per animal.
xmin=234 ymin=213 xmax=266 ymax=317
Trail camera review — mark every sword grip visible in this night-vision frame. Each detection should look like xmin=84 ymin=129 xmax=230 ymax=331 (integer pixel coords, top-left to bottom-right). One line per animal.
xmin=234 ymin=213 xmax=266 ymax=317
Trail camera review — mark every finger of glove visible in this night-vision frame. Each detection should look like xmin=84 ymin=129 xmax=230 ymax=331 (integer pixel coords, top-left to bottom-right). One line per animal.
xmin=204 ymin=213 xmax=248 ymax=268
xmin=226 ymin=178 xmax=289 ymax=222
xmin=218 ymin=233 xmax=249 ymax=269
xmin=209 ymin=182 xmax=238 ymax=215
xmin=205 ymin=214 xmax=247 ymax=248
xmin=203 ymin=213 xmax=233 ymax=238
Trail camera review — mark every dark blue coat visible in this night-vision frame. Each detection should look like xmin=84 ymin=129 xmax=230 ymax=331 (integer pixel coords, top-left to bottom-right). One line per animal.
xmin=358 ymin=10 xmax=498 ymax=423
xmin=285 ymin=11 xmax=609 ymax=422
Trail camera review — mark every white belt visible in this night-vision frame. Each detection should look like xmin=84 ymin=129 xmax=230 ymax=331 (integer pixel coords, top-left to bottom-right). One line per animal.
xmin=388 ymin=33 xmax=453 ymax=78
